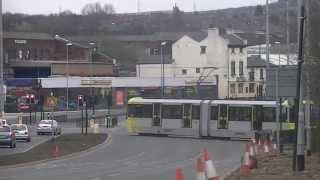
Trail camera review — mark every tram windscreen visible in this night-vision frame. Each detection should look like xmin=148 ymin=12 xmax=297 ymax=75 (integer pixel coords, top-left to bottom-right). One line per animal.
xmin=128 ymin=104 xmax=153 ymax=118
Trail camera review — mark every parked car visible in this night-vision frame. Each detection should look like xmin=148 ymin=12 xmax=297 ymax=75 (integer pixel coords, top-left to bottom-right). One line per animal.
xmin=0 ymin=126 xmax=16 ymax=148
xmin=11 ymin=124 xmax=31 ymax=142
xmin=37 ymin=120 xmax=62 ymax=135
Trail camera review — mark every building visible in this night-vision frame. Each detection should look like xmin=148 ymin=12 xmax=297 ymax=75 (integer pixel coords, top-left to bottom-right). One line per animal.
xmin=3 ymin=32 xmax=115 ymax=78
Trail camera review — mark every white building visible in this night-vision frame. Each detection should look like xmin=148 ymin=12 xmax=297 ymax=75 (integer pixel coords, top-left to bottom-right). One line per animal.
xmin=137 ymin=28 xmax=272 ymax=99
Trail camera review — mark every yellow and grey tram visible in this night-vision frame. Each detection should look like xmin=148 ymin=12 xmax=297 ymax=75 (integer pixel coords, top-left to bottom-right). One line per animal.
xmin=127 ymin=97 xmax=278 ymax=139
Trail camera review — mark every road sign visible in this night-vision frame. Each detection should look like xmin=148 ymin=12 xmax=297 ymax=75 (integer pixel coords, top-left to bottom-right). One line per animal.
xmin=47 ymin=96 xmax=57 ymax=107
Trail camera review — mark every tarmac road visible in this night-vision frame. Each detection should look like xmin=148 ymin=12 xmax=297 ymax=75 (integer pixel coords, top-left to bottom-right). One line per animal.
xmin=0 ymin=117 xmax=246 ymax=180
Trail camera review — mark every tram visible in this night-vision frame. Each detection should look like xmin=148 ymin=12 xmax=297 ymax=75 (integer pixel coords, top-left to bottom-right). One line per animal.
xmin=127 ymin=97 xmax=278 ymax=139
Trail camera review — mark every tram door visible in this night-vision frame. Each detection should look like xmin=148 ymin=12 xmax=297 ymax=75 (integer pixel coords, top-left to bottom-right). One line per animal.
xmin=182 ymin=104 xmax=192 ymax=128
xmin=152 ymin=103 xmax=162 ymax=127
xmin=218 ymin=104 xmax=228 ymax=129
xmin=252 ymin=105 xmax=263 ymax=131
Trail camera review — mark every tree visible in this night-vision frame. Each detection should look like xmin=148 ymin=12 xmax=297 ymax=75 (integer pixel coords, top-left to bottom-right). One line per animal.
xmin=171 ymin=4 xmax=186 ymax=31
xmin=81 ymin=2 xmax=115 ymax=15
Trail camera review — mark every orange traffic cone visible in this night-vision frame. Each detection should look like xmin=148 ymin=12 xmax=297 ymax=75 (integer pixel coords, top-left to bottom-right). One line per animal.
xmin=240 ymin=144 xmax=251 ymax=175
xmin=203 ymin=149 xmax=219 ymax=180
xmin=252 ymin=138 xmax=259 ymax=155
xmin=52 ymin=145 xmax=60 ymax=157
xmin=176 ymin=168 xmax=184 ymax=180
xmin=196 ymin=157 xmax=206 ymax=180
xmin=249 ymin=142 xmax=255 ymax=157
xmin=264 ymin=140 xmax=270 ymax=153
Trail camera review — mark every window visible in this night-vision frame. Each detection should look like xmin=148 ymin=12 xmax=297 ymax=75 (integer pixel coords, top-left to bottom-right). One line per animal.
xmin=249 ymin=71 xmax=255 ymax=81
xmin=152 ymin=48 xmax=159 ymax=55
xmin=196 ymin=68 xmax=200 ymax=74
xmin=200 ymin=46 xmax=207 ymax=54
xmin=162 ymin=105 xmax=182 ymax=119
xmin=192 ymin=106 xmax=200 ymax=119
xmin=182 ymin=69 xmax=187 ymax=75
xmin=264 ymin=107 xmax=276 ymax=122
xmin=230 ymin=83 xmax=236 ymax=94
xmin=249 ymin=83 xmax=255 ymax=93
xmin=210 ymin=106 xmax=218 ymax=120
xmin=229 ymin=107 xmax=251 ymax=121
xmin=260 ymin=68 xmax=264 ymax=80
xmin=238 ymin=83 xmax=243 ymax=93
xmin=231 ymin=48 xmax=235 ymax=53
xmin=239 ymin=61 xmax=244 ymax=76
xmin=239 ymin=47 xmax=243 ymax=53
xmin=246 ymin=87 xmax=249 ymax=93
xmin=128 ymin=104 xmax=153 ymax=118
xmin=231 ymin=61 xmax=236 ymax=76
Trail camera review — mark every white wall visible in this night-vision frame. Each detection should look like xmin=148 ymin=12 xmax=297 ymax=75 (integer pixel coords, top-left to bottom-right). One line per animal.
xmin=136 ymin=64 xmax=174 ymax=77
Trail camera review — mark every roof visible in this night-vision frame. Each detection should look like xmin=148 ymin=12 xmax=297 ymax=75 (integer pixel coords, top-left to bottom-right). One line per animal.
xmin=222 ymin=34 xmax=245 ymax=46
xmin=4 ymin=32 xmax=53 ymax=40
xmin=235 ymin=32 xmax=283 ymax=46
xmin=247 ymin=55 xmax=276 ymax=67
xmin=137 ymin=55 xmax=173 ymax=64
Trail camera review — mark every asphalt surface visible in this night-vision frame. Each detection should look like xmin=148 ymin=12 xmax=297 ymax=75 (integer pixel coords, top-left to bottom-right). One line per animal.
xmin=0 ymin=116 xmax=246 ymax=180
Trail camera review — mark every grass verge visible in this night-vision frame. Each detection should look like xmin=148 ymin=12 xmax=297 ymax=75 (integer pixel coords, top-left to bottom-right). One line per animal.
xmin=0 ymin=133 xmax=108 ymax=167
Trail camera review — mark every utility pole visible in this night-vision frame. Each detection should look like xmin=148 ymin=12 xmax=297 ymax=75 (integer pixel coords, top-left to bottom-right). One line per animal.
xmin=304 ymin=0 xmax=311 ymax=157
xmin=286 ymin=0 xmax=290 ymax=65
xmin=0 ymin=0 xmax=4 ymax=118
xmin=266 ymin=0 xmax=270 ymax=69
xmin=294 ymin=4 xmax=306 ymax=172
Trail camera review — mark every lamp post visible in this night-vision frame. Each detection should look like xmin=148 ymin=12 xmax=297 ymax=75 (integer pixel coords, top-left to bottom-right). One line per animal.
xmin=0 ymin=0 xmax=4 ymax=118
xmin=160 ymin=41 xmax=166 ymax=98
xmin=66 ymin=42 xmax=72 ymax=113
xmin=89 ymin=42 xmax=95 ymax=120
xmin=274 ymin=41 xmax=281 ymax=154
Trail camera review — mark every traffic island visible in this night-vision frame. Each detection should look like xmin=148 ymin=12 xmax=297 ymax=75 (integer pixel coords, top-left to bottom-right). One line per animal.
xmin=225 ymin=153 xmax=320 ymax=180
xmin=0 ymin=133 xmax=108 ymax=167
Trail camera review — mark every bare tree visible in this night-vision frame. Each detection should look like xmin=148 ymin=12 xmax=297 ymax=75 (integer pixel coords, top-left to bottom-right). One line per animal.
xmin=81 ymin=2 xmax=115 ymax=15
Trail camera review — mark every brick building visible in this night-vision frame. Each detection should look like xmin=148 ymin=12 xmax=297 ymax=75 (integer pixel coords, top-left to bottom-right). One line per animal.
xmin=3 ymin=32 xmax=115 ymax=78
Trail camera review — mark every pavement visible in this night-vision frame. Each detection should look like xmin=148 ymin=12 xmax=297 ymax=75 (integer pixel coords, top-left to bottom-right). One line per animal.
xmin=0 ymin=116 xmax=246 ymax=180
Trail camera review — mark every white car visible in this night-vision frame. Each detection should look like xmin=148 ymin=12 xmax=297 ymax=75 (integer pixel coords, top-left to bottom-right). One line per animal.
xmin=11 ymin=124 xmax=31 ymax=142
xmin=37 ymin=120 xmax=62 ymax=135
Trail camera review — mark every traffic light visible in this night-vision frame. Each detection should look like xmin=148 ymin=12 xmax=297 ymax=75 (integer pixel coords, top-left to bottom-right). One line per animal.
xmin=78 ymin=95 xmax=84 ymax=107
xmin=30 ymin=94 xmax=35 ymax=104
xmin=26 ymin=94 xmax=30 ymax=104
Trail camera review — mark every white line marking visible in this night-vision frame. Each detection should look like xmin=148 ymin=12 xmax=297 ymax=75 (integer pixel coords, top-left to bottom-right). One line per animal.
xmin=108 ymin=173 xmax=121 ymax=177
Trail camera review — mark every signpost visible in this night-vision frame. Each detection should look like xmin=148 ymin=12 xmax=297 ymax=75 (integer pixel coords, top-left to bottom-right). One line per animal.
xmin=47 ymin=93 xmax=57 ymax=140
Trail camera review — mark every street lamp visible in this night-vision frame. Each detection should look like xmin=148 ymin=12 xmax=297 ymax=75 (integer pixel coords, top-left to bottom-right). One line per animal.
xmin=89 ymin=42 xmax=95 ymax=119
xmin=274 ymin=41 xmax=281 ymax=155
xmin=160 ymin=41 xmax=167 ymax=98
xmin=66 ymin=42 xmax=72 ymax=113
xmin=0 ymin=0 xmax=4 ymax=118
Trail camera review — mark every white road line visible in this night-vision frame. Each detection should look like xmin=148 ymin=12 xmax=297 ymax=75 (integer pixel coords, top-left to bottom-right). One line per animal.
xmin=107 ymin=173 xmax=121 ymax=177
xmin=90 ymin=177 xmax=101 ymax=180
xmin=116 ymin=152 xmax=145 ymax=162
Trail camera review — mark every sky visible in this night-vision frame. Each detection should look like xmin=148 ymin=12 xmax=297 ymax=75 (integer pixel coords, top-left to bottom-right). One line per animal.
xmin=4 ymin=0 xmax=267 ymax=15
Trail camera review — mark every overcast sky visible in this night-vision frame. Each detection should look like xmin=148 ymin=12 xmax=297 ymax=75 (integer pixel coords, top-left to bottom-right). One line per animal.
xmin=4 ymin=0 xmax=267 ymax=15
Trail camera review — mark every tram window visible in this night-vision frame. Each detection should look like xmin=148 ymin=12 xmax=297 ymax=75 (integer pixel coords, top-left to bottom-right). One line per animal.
xmin=210 ymin=106 xmax=218 ymax=120
xmin=229 ymin=107 xmax=251 ymax=121
xmin=192 ymin=106 xmax=200 ymax=120
xmin=264 ymin=107 xmax=276 ymax=122
xmin=162 ymin=105 xmax=182 ymax=119
xmin=129 ymin=104 xmax=152 ymax=118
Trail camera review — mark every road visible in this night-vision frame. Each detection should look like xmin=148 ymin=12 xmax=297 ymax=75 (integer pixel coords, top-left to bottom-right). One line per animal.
xmin=0 ymin=116 xmax=245 ymax=180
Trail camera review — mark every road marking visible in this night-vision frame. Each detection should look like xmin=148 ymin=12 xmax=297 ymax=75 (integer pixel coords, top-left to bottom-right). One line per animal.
xmin=108 ymin=173 xmax=121 ymax=177
xmin=116 ymin=152 xmax=145 ymax=162
xmin=91 ymin=177 xmax=101 ymax=180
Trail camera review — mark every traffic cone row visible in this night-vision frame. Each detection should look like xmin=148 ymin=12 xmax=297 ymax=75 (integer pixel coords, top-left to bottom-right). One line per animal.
xmin=175 ymin=149 xmax=220 ymax=180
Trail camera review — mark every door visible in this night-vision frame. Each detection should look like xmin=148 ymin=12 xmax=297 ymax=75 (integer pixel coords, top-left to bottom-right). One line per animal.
xmin=252 ymin=105 xmax=263 ymax=131
xmin=182 ymin=104 xmax=192 ymax=128
xmin=218 ymin=104 xmax=228 ymax=129
xmin=152 ymin=103 xmax=162 ymax=127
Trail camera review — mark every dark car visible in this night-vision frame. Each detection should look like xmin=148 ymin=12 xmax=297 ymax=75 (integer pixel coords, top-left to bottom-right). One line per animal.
xmin=0 ymin=126 xmax=16 ymax=148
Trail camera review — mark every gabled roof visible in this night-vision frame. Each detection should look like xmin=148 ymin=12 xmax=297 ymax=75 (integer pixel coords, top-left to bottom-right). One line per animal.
xmin=247 ymin=55 xmax=276 ymax=67
xmin=222 ymin=34 xmax=246 ymax=46
xmin=235 ymin=32 xmax=282 ymax=46
xmin=4 ymin=32 xmax=54 ymax=40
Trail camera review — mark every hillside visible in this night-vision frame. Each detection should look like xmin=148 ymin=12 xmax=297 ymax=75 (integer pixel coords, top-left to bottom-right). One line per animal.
xmin=4 ymin=0 xmax=298 ymax=42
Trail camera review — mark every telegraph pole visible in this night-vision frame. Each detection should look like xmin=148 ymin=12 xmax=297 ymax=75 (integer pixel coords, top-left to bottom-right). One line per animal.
xmin=294 ymin=4 xmax=306 ymax=171
xmin=0 ymin=0 xmax=4 ymax=118
xmin=266 ymin=0 xmax=270 ymax=69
